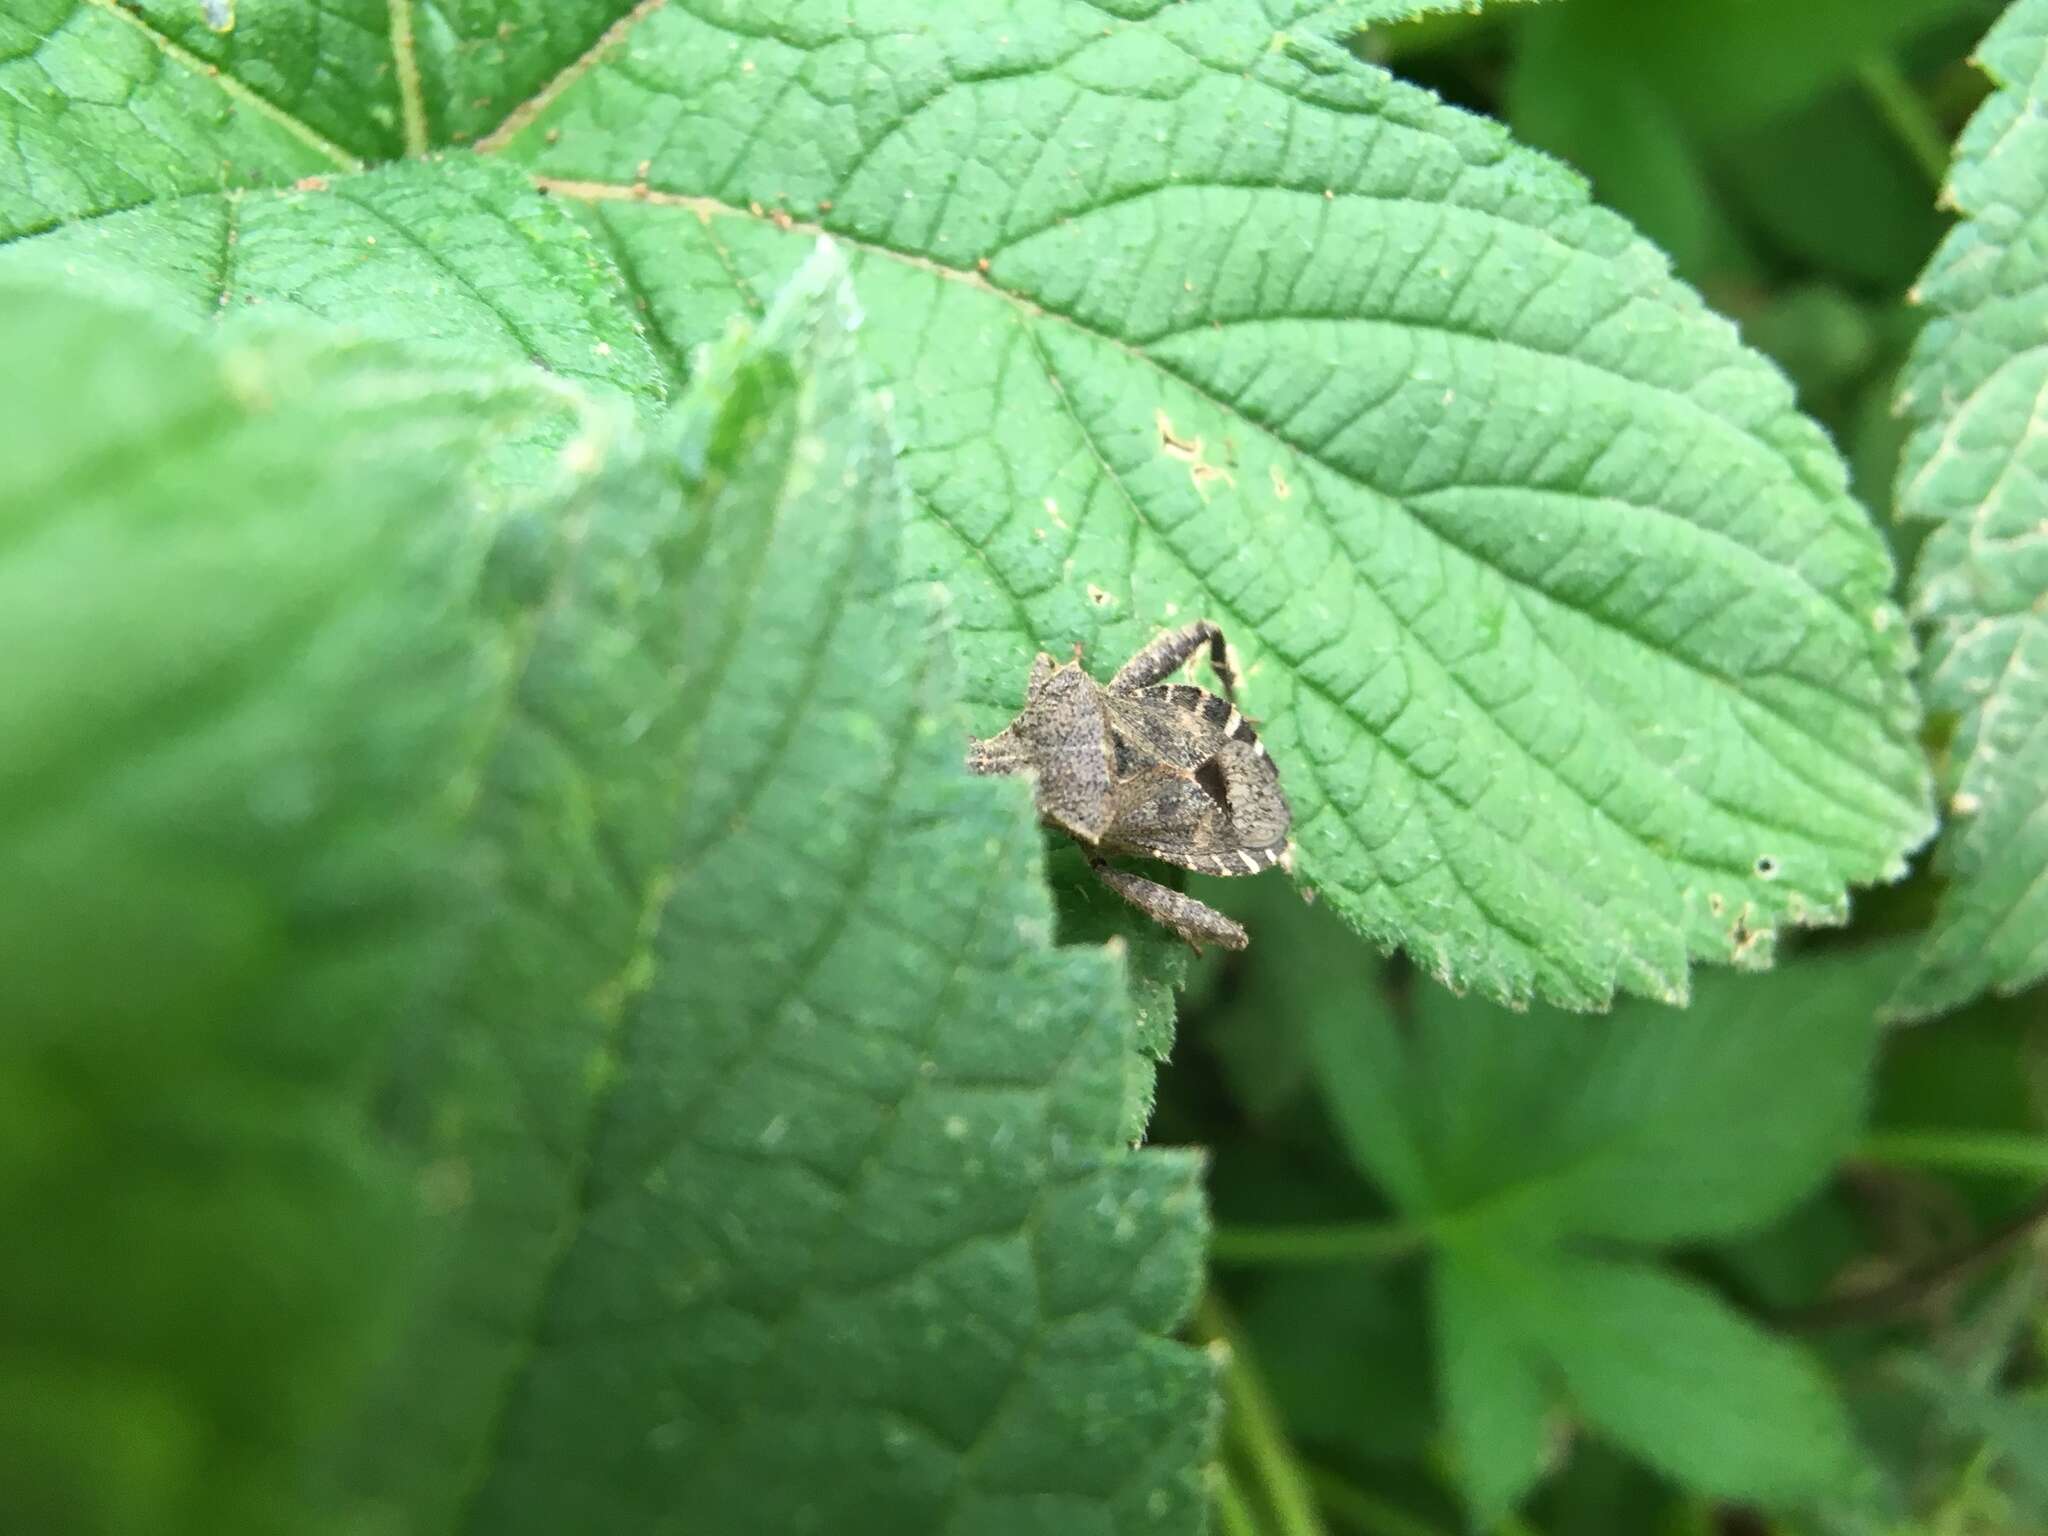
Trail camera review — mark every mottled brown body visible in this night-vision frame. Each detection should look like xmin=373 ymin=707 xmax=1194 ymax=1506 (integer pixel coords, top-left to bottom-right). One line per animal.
xmin=968 ymin=621 xmax=1293 ymax=951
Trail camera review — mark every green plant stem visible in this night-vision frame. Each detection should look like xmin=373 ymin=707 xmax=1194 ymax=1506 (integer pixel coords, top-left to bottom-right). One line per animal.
xmin=1858 ymin=1130 xmax=2048 ymax=1180
xmin=1856 ymin=56 xmax=1951 ymax=189
xmin=1218 ymin=1469 xmax=1267 ymax=1536
xmin=1203 ymin=1125 xmax=2048 ymax=1271
xmin=1306 ymin=1465 xmax=1453 ymax=1536
xmin=1198 ymin=1292 xmax=1332 ymax=1536
xmin=1208 ymin=1221 xmax=1429 ymax=1268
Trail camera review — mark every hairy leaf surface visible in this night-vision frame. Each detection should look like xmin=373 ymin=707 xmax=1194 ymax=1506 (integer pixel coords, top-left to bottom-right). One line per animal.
xmin=1894 ymin=0 xmax=2048 ymax=1016
xmin=329 ymin=250 xmax=1212 ymax=1536
xmin=0 ymin=0 xmax=1934 ymax=1010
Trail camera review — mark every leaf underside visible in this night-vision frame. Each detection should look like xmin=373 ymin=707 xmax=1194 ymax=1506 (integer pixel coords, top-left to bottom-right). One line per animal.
xmin=2 ymin=0 xmax=1932 ymax=1013
xmin=1892 ymin=0 xmax=2048 ymax=1017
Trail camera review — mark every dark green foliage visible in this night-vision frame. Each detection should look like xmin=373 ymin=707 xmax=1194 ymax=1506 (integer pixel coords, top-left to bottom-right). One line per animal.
xmin=3 ymin=3 xmax=2046 ymax=1536
xmin=0 ymin=289 xmax=571 ymax=1535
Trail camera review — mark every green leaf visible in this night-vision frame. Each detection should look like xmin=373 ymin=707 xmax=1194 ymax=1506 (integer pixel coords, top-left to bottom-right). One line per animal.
xmin=1508 ymin=0 xmax=1997 ymax=141
xmin=1304 ymin=948 xmax=1903 ymax=1518
xmin=1 ymin=0 xmax=1932 ymax=1009
xmin=0 ymin=153 xmax=668 ymax=414
xmin=1240 ymin=1265 xmax=1437 ymax=1462
xmin=0 ymin=282 xmax=571 ymax=1536
xmin=1443 ymin=1248 xmax=1863 ymax=1515
xmin=1505 ymin=7 xmax=1758 ymax=282
xmin=1435 ymin=1248 xmax=1556 ymax=1522
xmin=1309 ymin=948 xmax=1908 ymax=1246
xmin=1715 ymin=86 xmax=1949 ymax=291
xmin=1893 ymin=0 xmax=2048 ymax=1017
xmin=0 ymin=0 xmax=356 ymax=240
xmin=1894 ymin=1355 xmax=2048 ymax=1515
xmin=328 ymin=248 xmax=1213 ymax=1536
xmin=512 ymin=3 xmax=1936 ymax=1010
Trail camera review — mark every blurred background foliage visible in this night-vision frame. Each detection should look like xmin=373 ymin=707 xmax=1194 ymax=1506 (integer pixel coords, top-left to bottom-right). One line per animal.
xmin=1139 ymin=4 xmax=2048 ymax=1534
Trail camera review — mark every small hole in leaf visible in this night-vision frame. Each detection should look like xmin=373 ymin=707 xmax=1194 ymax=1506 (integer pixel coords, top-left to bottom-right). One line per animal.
xmin=1755 ymin=856 xmax=1779 ymax=879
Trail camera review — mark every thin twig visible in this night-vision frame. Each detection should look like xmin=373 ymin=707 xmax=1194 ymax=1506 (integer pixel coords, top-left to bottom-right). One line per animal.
xmin=1855 ymin=55 xmax=1951 ymax=190
xmin=1306 ymin=1465 xmax=1454 ymax=1536
xmin=1858 ymin=1129 xmax=2048 ymax=1180
xmin=1197 ymin=1292 xmax=1332 ymax=1536
xmin=1218 ymin=1467 xmax=1267 ymax=1536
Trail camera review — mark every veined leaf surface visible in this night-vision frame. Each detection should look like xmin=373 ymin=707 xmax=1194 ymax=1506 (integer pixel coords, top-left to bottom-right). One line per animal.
xmin=1893 ymin=0 xmax=2048 ymax=1016
xmin=1 ymin=0 xmax=1934 ymax=1009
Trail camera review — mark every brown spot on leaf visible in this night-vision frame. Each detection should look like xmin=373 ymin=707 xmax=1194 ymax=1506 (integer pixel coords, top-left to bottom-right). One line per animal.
xmin=1155 ymin=409 xmax=1236 ymax=498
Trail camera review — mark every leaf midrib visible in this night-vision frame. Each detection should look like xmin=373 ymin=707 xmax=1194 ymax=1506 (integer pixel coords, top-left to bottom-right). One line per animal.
xmin=77 ymin=0 xmax=363 ymax=171
xmin=67 ymin=0 xmax=1888 ymax=609
xmin=44 ymin=0 xmax=1917 ymax=795
xmin=538 ymin=178 xmax=1918 ymax=889
xmin=448 ymin=585 xmax=955 ymax=1533
xmin=9 ymin=23 xmax=1923 ymax=980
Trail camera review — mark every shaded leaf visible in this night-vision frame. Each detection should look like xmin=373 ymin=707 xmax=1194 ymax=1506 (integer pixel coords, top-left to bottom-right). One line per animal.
xmin=1241 ymin=1265 xmax=1436 ymax=1461
xmin=1309 ymin=948 xmax=1908 ymax=1246
xmin=1445 ymin=1248 xmax=1862 ymax=1512
xmin=0 ymin=283 xmax=572 ymax=1536
xmin=1507 ymin=0 xmax=1998 ymax=141
xmin=1894 ymin=1354 xmax=2048 ymax=1516
xmin=1716 ymin=87 xmax=1949 ymax=291
xmin=1435 ymin=1247 xmax=1556 ymax=1523
xmin=1304 ymin=948 xmax=1904 ymax=1519
xmin=1506 ymin=6 xmax=1755 ymax=282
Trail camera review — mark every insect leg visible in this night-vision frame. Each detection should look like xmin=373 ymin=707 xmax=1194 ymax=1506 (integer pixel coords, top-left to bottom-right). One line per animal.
xmin=1091 ymin=858 xmax=1248 ymax=953
xmin=1110 ymin=619 xmax=1238 ymax=701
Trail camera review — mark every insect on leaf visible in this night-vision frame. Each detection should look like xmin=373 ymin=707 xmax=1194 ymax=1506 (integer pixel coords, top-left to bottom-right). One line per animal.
xmin=0 ymin=0 xmax=1935 ymax=1010
xmin=328 ymin=247 xmax=1216 ymax=1536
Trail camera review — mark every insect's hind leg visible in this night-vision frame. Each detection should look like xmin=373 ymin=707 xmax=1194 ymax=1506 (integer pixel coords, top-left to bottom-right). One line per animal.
xmin=1091 ymin=858 xmax=1248 ymax=953
xmin=1111 ymin=619 xmax=1238 ymax=701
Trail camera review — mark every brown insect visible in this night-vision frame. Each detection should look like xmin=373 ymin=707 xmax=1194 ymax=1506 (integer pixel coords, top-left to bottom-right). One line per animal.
xmin=967 ymin=620 xmax=1293 ymax=951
